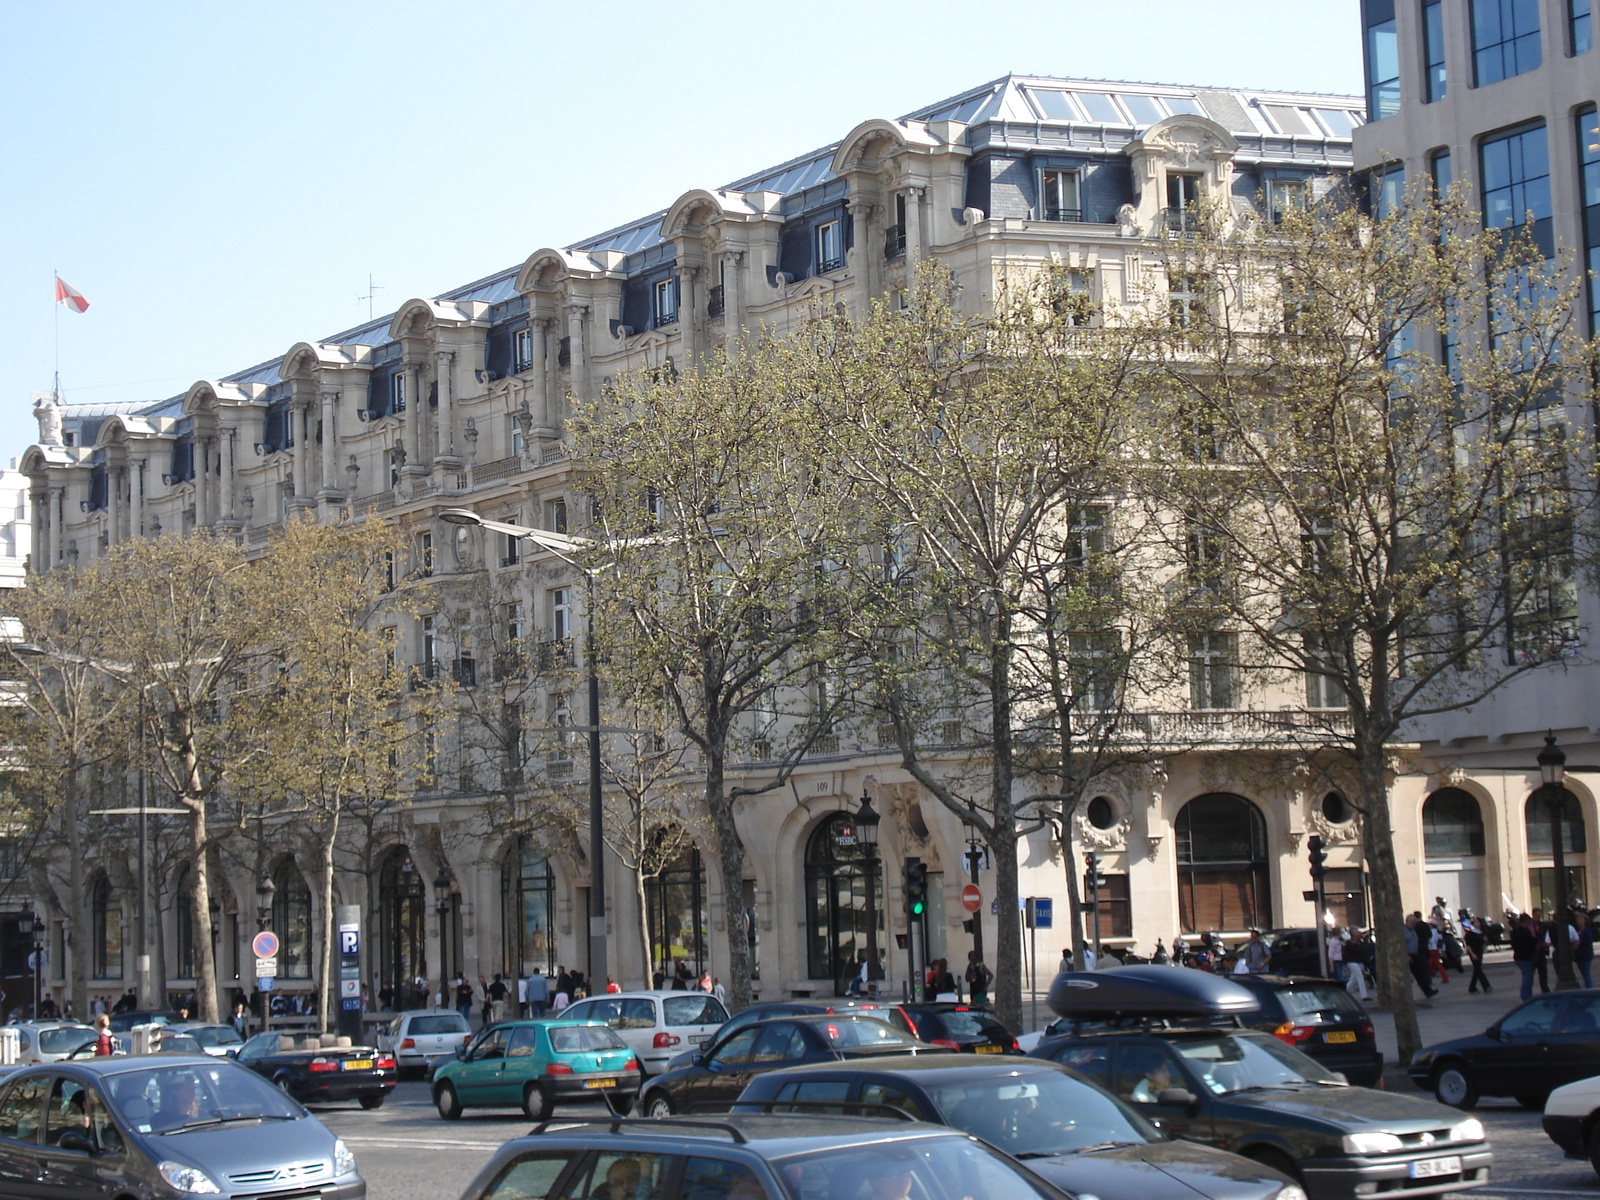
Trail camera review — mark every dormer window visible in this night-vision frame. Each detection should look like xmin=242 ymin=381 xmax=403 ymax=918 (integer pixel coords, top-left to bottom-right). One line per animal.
xmin=1268 ymin=178 xmax=1310 ymax=225
xmin=1041 ymin=169 xmax=1081 ymax=221
xmin=815 ymin=220 xmax=844 ymax=273
xmin=1166 ymin=172 xmax=1202 ymax=232
xmin=653 ymin=278 xmax=679 ymax=327
xmin=514 ymin=327 xmax=535 ymax=372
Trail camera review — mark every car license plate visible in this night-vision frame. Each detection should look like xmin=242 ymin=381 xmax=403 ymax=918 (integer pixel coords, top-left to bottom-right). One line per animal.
xmin=974 ymin=1044 xmax=1002 ymax=1054
xmin=1325 ymin=1031 xmax=1357 ymax=1043
xmin=1409 ymin=1157 xmax=1461 ymax=1179
xmin=343 ymin=1059 xmax=373 ymax=1071
xmin=690 ymin=1035 xmax=709 ymax=1045
xmin=583 ymin=1078 xmax=617 ymax=1089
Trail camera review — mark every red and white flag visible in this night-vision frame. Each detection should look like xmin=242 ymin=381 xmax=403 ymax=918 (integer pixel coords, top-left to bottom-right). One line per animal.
xmin=53 ymin=275 xmax=89 ymax=313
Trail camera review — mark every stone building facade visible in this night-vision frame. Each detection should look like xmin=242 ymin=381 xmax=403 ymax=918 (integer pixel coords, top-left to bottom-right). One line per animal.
xmin=17 ymin=74 xmax=1391 ymax=1014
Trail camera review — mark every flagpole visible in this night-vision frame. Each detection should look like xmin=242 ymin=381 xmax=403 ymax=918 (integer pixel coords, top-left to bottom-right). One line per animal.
xmin=52 ymin=271 xmax=60 ymax=400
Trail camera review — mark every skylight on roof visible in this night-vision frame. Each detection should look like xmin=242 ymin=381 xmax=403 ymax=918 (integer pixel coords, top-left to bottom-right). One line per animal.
xmin=1165 ymin=96 xmax=1205 ymax=116
xmin=1026 ymin=88 xmax=1080 ymax=120
xmin=1119 ymin=94 xmax=1164 ymax=125
xmin=1075 ymin=92 xmax=1124 ymax=124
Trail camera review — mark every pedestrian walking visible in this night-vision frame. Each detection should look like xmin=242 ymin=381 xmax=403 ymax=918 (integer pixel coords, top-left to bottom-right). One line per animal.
xmin=1404 ymin=914 xmax=1438 ymax=999
xmin=526 ymin=968 xmax=549 ymax=1018
xmin=454 ymin=975 xmax=474 ymax=1023
xmin=606 ymin=975 xmax=621 ymax=994
xmin=1461 ymin=915 xmax=1491 ymax=993
xmin=1344 ymin=929 xmax=1372 ymax=1000
xmin=488 ymin=973 xmax=508 ymax=1023
xmin=1427 ymin=921 xmax=1450 ymax=984
xmin=1512 ymin=912 xmax=1540 ymax=1001
xmin=1534 ymin=909 xmax=1554 ymax=993
xmin=1242 ymin=929 xmax=1270 ymax=973
xmin=93 ymin=1014 xmax=114 ymax=1057
xmin=964 ymin=952 xmax=993 ymax=1006
xmin=1327 ymin=928 xmax=1345 ymax=983
xmin=1575 ymin=910 xmax=1596 ymax=989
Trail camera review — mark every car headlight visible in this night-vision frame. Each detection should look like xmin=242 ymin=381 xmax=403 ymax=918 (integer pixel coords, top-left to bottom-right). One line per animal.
xmin=1275 ymin=1185 xmax=1308 ymax=1200
xmin=1449 ymin=1118 xmax=1486 ymax=1143
xmin=334 ymin=1137 xmax=357 ymax=1176
xmin=1342 ymin=1132 xmax=1404 ymax=1155
xmin=157 ymin=1160 xmax=221 ymax=1194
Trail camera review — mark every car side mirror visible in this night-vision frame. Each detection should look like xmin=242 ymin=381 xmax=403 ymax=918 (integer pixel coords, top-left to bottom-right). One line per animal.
xmin=56 ymin=1131 xmax=94 ymax=1155
xmin=1332 ymin=1072 xmax=1348 ymax=1085
xmin=1485 ymin=1023 xmax=1502 ymax=1041
xmin=1157 ymin=1087 xmax=1198 ymax=1108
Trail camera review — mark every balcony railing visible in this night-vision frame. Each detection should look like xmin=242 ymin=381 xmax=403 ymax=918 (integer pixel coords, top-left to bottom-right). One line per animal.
xmin=708 ymin=285 xmax=725 ymax=318
xmin=884 ymin=225 xmax=907 ymax=260
xmin=538 ymin=639 xmax=576 ymax=671
xmin=1043 ymin=207 xmax=1083 ymax=222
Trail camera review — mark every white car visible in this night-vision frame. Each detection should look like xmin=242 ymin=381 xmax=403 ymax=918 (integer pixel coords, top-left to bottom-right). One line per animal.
xmin=561 ymin=991 xmax=729 ymax=1076
xmin=164 ymin=1022 xmax=246 ymax=1057
xmin=1541 ymin=1075 xmax=1600 ymax=1173
xmin=5 ymin=1021 xmax=97 ymax=1063
xmin=377 ymin=1009 xmax=473 ymax=1076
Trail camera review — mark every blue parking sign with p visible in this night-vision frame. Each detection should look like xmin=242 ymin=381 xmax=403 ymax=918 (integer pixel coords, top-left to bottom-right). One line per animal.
xmin=338 ymin=929 xmax=359 ymax=957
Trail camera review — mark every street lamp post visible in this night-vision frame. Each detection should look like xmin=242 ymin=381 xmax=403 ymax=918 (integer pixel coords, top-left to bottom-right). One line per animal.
xmin=435 ymin=868 xmax=452 ymax=1006
xmin=256 ymin=874 xmax=275 ymax=1036
xmin=1537 ymin=733 xmax=1577 ymax=990
xmin=440 ymin=508 xmax=610 ymax=989
xmin=855 ymin=790 xmax=881 ymax=998
xmin=21 ymin=911 xmax=40 ymax=1019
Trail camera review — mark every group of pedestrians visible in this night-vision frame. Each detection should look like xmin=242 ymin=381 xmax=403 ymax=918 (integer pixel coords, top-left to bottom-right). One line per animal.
xmin=1510 ymin=904 xmax=1597 ymax=999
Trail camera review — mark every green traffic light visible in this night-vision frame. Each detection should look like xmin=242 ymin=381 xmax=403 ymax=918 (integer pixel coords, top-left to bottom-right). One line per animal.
xmin=911 ymin=901 xmax=925 ymax=915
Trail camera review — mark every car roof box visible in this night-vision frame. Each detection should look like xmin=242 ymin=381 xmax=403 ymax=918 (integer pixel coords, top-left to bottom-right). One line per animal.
xmin=1047 ymin=966 xmax=1260 ymax=1020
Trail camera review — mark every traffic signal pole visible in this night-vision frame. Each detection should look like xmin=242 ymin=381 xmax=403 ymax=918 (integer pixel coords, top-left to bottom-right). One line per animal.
xmin=1309 ymin=835 xmax=1329 ymax=979
xmin=1085 ymin=853 xmax=1102 ymax=964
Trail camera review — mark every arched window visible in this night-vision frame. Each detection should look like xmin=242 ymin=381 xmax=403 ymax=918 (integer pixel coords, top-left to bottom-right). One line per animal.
xmin=272 ymin=859 xmax=312 ymax=980
xmin=502 ymin=839 xmax=555 ymax=976
xmin=173 ymin=866 xmax=195 ymax=981
xmin=378 ymin=849 xmax=426 ymax=1002
xmin=1176 ymin=793 xmax=1271 ymax=933
xmin=1526 ymin=788 xmax=1588 ymax=913
xmin=1424 ymin=789 xmax=1486 ymax=857
xmin=91 ymin=876 xmax=123 ymax=980
xmin=645 ymin=838 xmax=708 ymax=979
xmin=804 ymin=812 xmax=884 ymax=987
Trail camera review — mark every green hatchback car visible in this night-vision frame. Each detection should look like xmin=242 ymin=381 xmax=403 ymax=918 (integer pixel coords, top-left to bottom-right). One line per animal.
xmin=433 ymin=1019 xmax=641 ymax=1120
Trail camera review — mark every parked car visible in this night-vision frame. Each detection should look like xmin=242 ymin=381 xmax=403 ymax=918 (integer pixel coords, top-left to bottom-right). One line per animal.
xmin=154 ymin=1033 xmax=206 ymax=1055
xmin=163 ymin=1021 xmax=245 ymax=1058
xmin=457 ymin=1112 xmax=1076 ymax=1200
xmin=432 ymin=1018 xmax=641 ymax=1120
xmin=1408 ymin=989 xmax=1600 ymax=1110
xmin=234 ymin=1030 xmax=396 ymax=1109
xmin=561 ymin=990 xmax=729 ymax=1076
xmin=636 ymin=1013 xmax=947 ymax=1117
xmin=376 ymin=1009 xmax=473 ymax=1077
xmin=1036 ymin=967 xmax=1492 ymax=1198
xmin=1225 ymin=974 xmax=1384 ymax=1087
xmin=106 ymin=1010 xmax=178 ymax=1035
xmin=4 ymin=1022 xmax=96 ymax=1065
xmin=899 ymin=1003 xmax=1020 ymax=1054
xmin=0 ymin=1055 xmax=364 ymax=1199
xmin=664 ymin=1000 xmax=912 ymax=1070
xmin=1268 ymin=930 xmax=1326 ymax=977
xmin=735 ymin=1054 xmax=1304 ymax=1200
xmin=1540 ymin=1073 xmax=1600 ymax=1175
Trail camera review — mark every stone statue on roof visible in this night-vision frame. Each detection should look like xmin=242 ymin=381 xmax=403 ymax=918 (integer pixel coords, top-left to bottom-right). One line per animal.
xmin=32 ymin=392 xmax=62 ymax=446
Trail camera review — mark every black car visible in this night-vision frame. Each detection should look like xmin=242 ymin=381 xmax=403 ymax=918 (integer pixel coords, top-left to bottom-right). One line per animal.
xmin=234 ymin=1030 xmax=396 ymax=1108
xmin=459 ymin=1113 xmax=1077 ymax=1200
xmin=899 ymin=1003 xmax=1021 ymax=1054
xmin=1268 ymin=932 xmax=1326 ymax=977
xmin=0 ymin=1054 xmax=364 ymax=1199
xmin=1036 ymin=967 xmax=1492 ymax=1199
xmin=1225 ymin=975 xmax=1383 ymax=1087
xmin=736 ymin=1054 xmax=1304 ymax=1200
xmin=664 ymin=1000 xmax=911 ymax=1071
xmin=1408 ymin=989 xmax=1600 ymax=1109
xmin=636 ymin=1014 xmax=948 ymax=1117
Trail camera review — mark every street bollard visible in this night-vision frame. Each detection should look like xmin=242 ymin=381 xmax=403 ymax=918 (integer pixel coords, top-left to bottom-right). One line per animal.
xmin=131 ymin=1023 xmax=159 ymax=1056
xmin=0 ymin=1027 xmax=17 ymax=1065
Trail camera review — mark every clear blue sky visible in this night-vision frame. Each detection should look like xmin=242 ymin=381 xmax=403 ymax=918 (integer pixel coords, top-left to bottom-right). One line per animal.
xmin=0 ymin=1 xmax=1362 ymax=463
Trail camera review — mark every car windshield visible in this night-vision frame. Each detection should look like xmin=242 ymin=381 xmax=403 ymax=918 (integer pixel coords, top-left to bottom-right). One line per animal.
xmin=187 ymin=1026 xmax=243 ymax=1048
xmin=160 ymin=1035 xmax=203 ymax=1053
xmin=775 ymin=1134 xmax=1060 ymax=1200
xmin=811 ymin=1018 xmax=920 ymax=1050
xmin=38 ymin=1027 xmax=95 ymax=1053
xmin=928 ymin=1069 xmax=1156 ymax=1157
xmin=1173 ymin=1032 xmax=1340 ymax=1094
xmin=409 ymin=1014 xmax=469 ymax=1035
xmin=103 ymin=1062 xmax=302 ymax=1133
xmin=1278 ymin=985 xmax=1366 ymax=1023
xmin=663 ymin=995 xmax=728 ymax=1027
xmin=549 ymin=1025 xmax=628 ymax=1053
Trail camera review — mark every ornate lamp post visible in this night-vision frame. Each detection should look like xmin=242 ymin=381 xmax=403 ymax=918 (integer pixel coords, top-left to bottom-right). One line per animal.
xmin=855 ymin=790 xmax=881 ymax=997
xmin=1537 ymin=733 xmax=1577 ymax=990
xmin=435 ymin=867 xmax=453 ymax=1007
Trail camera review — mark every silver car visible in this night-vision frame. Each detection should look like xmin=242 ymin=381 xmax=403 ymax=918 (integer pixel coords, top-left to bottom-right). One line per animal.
xmin=561 ymin=991 xmax=729 ymax=1076
xmin=0 ymin=1055 xmax=364 ymax=1198
xmin=376 ymin=1009 xmax=472 ymax=1077
xmin=163 ymin=1022 xmax=246 ymax=1058
xmin=4 ymin=1022 xmax=97 ymax=1064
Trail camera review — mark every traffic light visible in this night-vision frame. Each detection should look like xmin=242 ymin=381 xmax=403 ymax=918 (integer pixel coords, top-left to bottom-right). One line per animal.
xmin=1084 ymin=852 xmax=1101 ymax=895
xmin=905 ymin=858 xmax=928 ymax=917
xmin=1308 ymin=835 xmax=1328 ymax=881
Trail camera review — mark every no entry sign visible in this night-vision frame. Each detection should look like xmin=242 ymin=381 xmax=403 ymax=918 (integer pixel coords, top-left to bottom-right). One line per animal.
xmin=960 ymin=884 xmax=982 ymax=912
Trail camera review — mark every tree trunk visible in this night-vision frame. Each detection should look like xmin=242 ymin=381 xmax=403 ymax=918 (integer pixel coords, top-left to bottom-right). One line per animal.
xmin=1059 ymin=812 xmax=1087 ymax=967
xmin=187 ymin=810 xmax=218 ymax=1023
xmin=64 ymin=775 xmax=87 ymax=1020
xmin=989 ymin=617 xmax=1022 ymax=1031
xmin=634 ymin=870 xmax=652 ymax=990
xmin=1360 ymin=740 xmax=1421 ymax=1061
xmin=317 ymin=812 xmax=340 ymax=1028
xmin=704 ymin=755 xmax=752 ymax=1011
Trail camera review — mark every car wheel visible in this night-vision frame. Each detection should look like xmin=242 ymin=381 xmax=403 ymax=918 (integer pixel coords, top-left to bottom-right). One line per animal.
xmin=434 ymin=1082 xmax=462 ymax=1121
xmin=273 ymin=1075 xmax=294 ymax=1095
xmin=1585 ymin=1119 xmax=1600 ymax=1178
xmin=644 ymin=1092 xmax=673 ymax=1119
xmin=359 ymin=1094 xmax=385 ymax=1110
xmin=1432 ymin=1063 xmax=1479 ymax=1110
xmin=523 ymin=1082 xmax=553 ymax=1121
xmin=1244 ymin=1147 xmax=1303 ymax=1184
xmin=1516 ymin=1094 xmax=1548 ymax=1111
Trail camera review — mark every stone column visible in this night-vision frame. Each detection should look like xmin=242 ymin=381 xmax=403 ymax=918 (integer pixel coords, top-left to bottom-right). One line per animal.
xmin=434 ymin=349 xmax=456 ymax=462
xmin=853 ymin=200 xmax=879 ymax=314
xmin=905 ymin=186 xmax=926 ymax=273
xmin=129 ymin=459 xmax=145 ymax=539
xmin=107 ymin=466 xmax=123 ymax=546
xmin=319 ymin=388 xmax=340 ymax=499
xmin=529 ymin=317 xmax=554 ymax=436
xmin=678 ymin=264 xmax=701 ymax=364
xmin=723 ymin=250 xmax=744 ymax=343
xmin=220 ymin=429 xmax=237 ymax=525
xmin=48 ymin=486 xmax=62 ymax=566
xmin=403 ymin=358 xmax=427 ymax=477
xmin=566 ymin=305 xmax=589 ymax=406
xmin=292 ymin=407 xmax=312 ymax=502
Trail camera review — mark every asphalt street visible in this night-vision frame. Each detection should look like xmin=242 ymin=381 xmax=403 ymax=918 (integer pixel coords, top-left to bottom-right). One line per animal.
xmin=310 ymin=954 xmax=1600 ymax=1200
